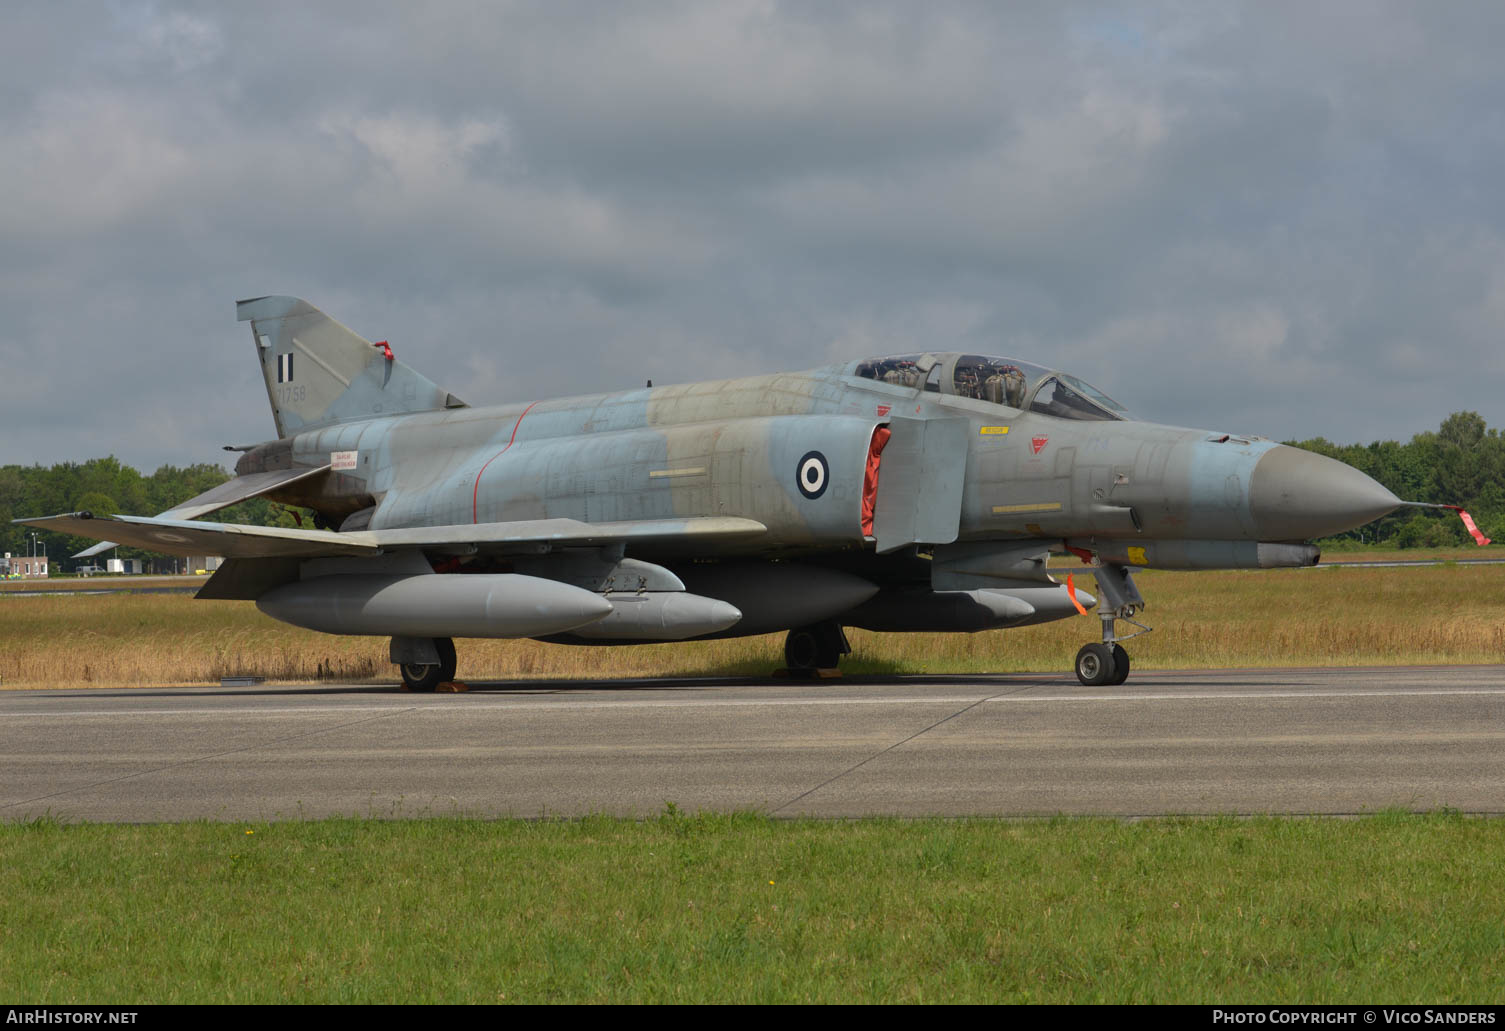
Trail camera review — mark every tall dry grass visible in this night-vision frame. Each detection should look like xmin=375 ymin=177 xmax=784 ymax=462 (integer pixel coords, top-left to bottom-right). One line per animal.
xmin=1 ymin=563 xmax=1501 ymax=688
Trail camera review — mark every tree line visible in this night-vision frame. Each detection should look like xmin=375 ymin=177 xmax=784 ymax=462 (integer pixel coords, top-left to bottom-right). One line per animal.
xmin=0 ymin=458 xmax=302 ymax=569
xmin=0 ymin=410 xmax=1498 ymax=570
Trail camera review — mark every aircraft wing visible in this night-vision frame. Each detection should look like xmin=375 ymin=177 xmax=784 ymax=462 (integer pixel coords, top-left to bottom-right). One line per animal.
xmin=22 ymin=511 xmax=377 ymax=558
xmin=20 ymin=511 xmax=768 ymax=560
xmin=70 ymin=465 xmax=333 ymax=559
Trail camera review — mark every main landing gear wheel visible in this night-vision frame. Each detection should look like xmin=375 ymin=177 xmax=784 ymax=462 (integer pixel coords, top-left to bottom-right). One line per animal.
xmin=784 ymin=622 xmax=849 ymax=673
xmin=399 ymin=637 xmax=457 ymax=692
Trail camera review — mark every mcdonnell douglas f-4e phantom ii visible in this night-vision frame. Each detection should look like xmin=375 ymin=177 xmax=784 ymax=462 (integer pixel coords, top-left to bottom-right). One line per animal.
xmin=24 ymin=296 xmax=1432 ymax=688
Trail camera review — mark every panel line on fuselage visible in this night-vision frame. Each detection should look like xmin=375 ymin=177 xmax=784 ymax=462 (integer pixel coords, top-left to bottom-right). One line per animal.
xmin=471 ymin=400 xmax=540 ymax=524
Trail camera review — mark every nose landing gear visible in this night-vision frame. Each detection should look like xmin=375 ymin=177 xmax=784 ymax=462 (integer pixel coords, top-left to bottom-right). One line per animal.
xmin=1072 ymin=562 xmax=1150 ymax=686
xmin=1074 ymin=640 xmax=1132 ymax=686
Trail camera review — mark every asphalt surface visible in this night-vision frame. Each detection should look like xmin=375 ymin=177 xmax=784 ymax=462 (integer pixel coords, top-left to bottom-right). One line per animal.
xmin=3 ymin=665 xmax=1504 ymax=822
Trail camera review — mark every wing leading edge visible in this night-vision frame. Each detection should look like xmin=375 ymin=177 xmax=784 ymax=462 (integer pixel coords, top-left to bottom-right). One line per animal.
xmin=18 ymin=511 xmax=769 ymax=560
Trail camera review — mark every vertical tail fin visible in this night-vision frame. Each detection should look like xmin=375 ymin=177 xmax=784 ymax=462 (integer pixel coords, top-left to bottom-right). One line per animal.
xmin=237 ymin=296 xmax=466 ymax=438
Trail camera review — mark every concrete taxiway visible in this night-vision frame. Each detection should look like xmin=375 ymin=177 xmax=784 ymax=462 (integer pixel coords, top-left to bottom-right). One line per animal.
xmin=3 ymin=665 xmax=1504 ymax=822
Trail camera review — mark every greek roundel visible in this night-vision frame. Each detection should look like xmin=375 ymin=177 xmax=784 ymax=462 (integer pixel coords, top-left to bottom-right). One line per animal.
xmin=796 ymin=451 xmax=829 ymax=499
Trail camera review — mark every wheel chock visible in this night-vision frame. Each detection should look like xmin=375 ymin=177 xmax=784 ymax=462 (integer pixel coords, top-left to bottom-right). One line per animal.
xmin=436 ymin=681 xmax=470 ymax=693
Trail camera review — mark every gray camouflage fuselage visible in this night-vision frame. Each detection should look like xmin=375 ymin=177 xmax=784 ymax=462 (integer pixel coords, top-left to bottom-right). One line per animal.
xmin=256 ymin=359 xmax=1392 ymax=563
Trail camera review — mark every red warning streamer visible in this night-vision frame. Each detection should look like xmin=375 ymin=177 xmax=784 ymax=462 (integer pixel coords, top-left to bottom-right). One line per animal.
xmin=861 ymin=425 xmax=891 ymax=538
xmin=1445 ymin=506 xmax=1492 ymax=546
xmin=1066 ymin=574 xmax=1088 ymax=615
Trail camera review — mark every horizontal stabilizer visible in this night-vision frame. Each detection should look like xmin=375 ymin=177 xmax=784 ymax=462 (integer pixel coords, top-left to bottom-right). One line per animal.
xmin=161 ymin=466 xmax=333 ymax=521
xmin=22 ymin=511 xmax=769 ymax=560
xmin=71 ymin=465 xmax=333 ymax=558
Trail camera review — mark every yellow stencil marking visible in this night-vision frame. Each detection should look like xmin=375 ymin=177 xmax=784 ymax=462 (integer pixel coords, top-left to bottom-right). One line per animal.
xmin=979 ymin=426 xmax=1010 ymax=435
xmin=1127 ymin=546 xmax=1148 ymax=566
xmin=991 ymin=502 xmax=1063 ymax=514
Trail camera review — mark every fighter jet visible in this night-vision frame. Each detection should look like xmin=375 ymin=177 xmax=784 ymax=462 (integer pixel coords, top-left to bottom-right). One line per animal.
xmin=22 ymin=296 xmax=1419 ymax=688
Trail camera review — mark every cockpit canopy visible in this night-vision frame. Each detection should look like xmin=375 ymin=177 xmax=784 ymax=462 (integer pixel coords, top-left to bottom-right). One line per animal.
xmin=851 ymin=353 xmax=1131 ymax=422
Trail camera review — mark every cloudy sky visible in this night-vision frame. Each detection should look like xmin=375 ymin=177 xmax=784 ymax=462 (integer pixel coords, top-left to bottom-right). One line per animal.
xmin=3 ymin=1 xmax=1503 ymax=470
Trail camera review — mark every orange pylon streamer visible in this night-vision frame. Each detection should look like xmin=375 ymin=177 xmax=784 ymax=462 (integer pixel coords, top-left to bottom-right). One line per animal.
xmin=1066 ymin=574 xmax=1088 ymax=615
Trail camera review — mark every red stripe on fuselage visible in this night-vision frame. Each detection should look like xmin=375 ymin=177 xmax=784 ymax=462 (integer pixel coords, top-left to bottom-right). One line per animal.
xmin=472 ymin=400 xmax=540 ymax=524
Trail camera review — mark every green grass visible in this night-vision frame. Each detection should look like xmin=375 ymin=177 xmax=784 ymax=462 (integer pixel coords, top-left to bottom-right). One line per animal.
xmin=3 ymin=811 xmax=1502 ymax=1003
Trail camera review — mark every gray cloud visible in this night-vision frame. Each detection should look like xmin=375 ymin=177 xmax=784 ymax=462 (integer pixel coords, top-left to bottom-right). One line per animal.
xmin=2 ymin=0 xmax=1503 ymax=472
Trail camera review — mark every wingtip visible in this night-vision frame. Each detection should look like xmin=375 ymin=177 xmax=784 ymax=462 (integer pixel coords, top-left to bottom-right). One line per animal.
xmin=13 ymin=511 xmax=90 ymax=526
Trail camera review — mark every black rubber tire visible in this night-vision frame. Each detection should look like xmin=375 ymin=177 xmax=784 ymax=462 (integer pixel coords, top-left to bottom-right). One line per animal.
xmin=400 ymin=663 xmax=443 ymax=692
xmin=785 ymin=628 xmax=822 ymax=671
xmin=1074 ymin=642 xmax=1117 ymax=687
xmin=785 ymin=624 xmax=843 ymax=671
xmin=399 ymin=637 xmax=457 ymax=692
xmin=1108 ymin=644 xmax=1131 ymax=685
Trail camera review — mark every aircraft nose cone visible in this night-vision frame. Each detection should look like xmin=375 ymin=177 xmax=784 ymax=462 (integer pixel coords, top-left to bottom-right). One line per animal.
xmin=1248 ymin=445 xmax=1401 ymax=540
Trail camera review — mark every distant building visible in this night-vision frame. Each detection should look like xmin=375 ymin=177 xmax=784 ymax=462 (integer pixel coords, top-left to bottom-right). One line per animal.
xmin=185 ymin=556 xmax=223 ymax=575
xmin=106 ymin=558 xmax=144 ymax=575
xmin=2 ymin=552 xmax=48 ymax=579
